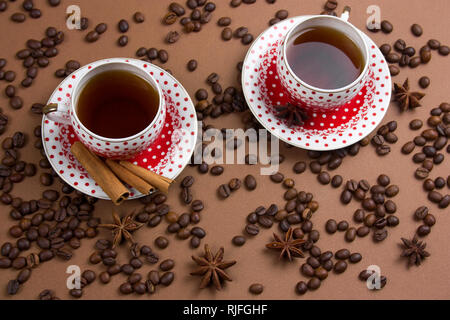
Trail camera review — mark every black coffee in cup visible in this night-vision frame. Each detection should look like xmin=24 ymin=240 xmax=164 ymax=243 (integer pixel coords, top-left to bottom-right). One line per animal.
xmin=286 ymin=26 xmax=364 ymax=90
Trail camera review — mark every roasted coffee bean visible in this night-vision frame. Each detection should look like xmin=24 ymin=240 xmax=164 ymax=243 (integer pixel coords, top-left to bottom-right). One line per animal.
xmin=411 ymin=23 xmax=423 ymax=36
xmin=415 ymin=167 xmax=429 ymax=179
xmin=334 ymin=260 xmax=347 ymax=274
xmin=417 ymin=225 xmax=431 ymax=237
xmin=419 ymin=76 xmax=430 ymax=88
xmin=386 ymin=52 xmax=400 ymax=63
xmin=380 ymin=44 xmax=391 ymax=56
xmin=244 ymin=174 xmax=257 ymax=190
xmin=345 ymin=228 xmax=356 ymax=242
xmin=155 ymin=236 xmax=169 ymax=249
xmin=402 ymin=141 xmax=415 ymax=154
xmin=335 ymin=249 xmax=350 ymax=260
xmin=439 ymin=195 xmax=450 ymax=208
xmin=117 ymin=35 xmax=128 ymax=46
xmin=317 ymin=171 xmax=331 ymax=185
xmin=377 ymin=19 xmax=392 ymax=33
xmin=169 ymin=2 xmax=185 ymax=16
xmin=389 ymin=65 xmax=399 ymax=76
xmin=293 ymin=161 xmax=306 ymax=174
xmin=187 ymin=59 xmax=197 ymax=71
xmin=232 ymin=235 xmax=246 ymax=246
xmin=340 ymin=190 xmax=352 ymax=204
xmin=336 ymin=220 xmax=348 ymax=231
xmin=160 ymin=272 xmax=174 ymax=286
xmin=330 ymin=175 xmax=343 ymax=188
xmin=438 ymin=45 xmax=450 ymax=56
xmin=234 ymin=26 xmax=248 ymax=38
xmin=11 ymin=13 xmax=26 ymax=23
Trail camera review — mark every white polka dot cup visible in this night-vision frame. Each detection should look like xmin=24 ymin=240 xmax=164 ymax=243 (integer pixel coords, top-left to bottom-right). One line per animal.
xmin=276 ymin=10 xmax=370 ymax=112
xmin=42 ymin=60 xmax=166 ymax=160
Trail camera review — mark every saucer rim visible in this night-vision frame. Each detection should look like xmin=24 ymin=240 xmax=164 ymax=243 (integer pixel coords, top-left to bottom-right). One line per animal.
xmin=41 ymin=58 xmax=197 ymax=200
xmin=241 ymin=15 xmax=392 ymax=151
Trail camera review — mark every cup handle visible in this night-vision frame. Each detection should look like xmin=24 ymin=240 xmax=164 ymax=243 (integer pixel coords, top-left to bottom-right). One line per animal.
xmin=340 ymin=6 xmax=351 ymax=22
xmin=42 ymin=103 xmax=71 ymax=124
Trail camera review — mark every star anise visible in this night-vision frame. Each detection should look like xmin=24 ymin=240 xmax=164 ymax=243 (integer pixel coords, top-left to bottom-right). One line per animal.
xmin=273 ymin=103 xmax=308 ymax=128
xmin=393 ymin=78 xmax=425 ymax=111
xmin=190 ymin=244 xmax=236 ymax=290
xmin=400 ymin=235 xmax=430 ymax=267
xmin=266 ymin=227 xmax=306 ymax=261
xmin=98 ymin=211 xmax=143 ymax=248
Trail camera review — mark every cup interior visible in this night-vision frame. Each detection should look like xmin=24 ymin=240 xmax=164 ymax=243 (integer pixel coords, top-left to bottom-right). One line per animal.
xmin=71 ymin=62 xmax=164 ymax=141
xmin=283 ymin=16 xmax=369 ymax=91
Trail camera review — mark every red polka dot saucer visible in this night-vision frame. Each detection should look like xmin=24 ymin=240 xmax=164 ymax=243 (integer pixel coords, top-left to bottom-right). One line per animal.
xmin=241 ymin=16 xmax=391 ymax=151
xmin=41 ymin=58 xmax=197 ymax=200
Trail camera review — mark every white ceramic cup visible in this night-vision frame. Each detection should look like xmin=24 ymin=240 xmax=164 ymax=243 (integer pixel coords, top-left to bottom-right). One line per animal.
xmin=276 ymin=11 xmax=370 ymax=112
xmin=43 ymin=60 xmax=166 ymax=160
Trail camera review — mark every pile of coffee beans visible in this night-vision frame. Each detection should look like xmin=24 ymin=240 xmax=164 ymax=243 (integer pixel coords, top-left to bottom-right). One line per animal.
xmin=161 ymin=1 xmax=217 ymax=39
xmin=370 ymin=120 xmax=398 ymax=156
xmin=413 ymin=206 xmax=436 ymax=237
xmin=401 ymin=102 xmax=449 ymax=208
xmin=14 ymin=26 xmax=65 ymax=90
xmin=334 ymin=174 xmax=399 ymax=243
xmin=378 ymin=23 xmax=449 ymax=77
xmin=297 ymin=247 xmax=362 ymax=294
xmin=2 ymin=184 xmax=99 ymax=295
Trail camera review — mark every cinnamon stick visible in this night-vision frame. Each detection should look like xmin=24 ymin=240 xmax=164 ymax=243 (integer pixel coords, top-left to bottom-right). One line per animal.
xmin=118 ymin=161 xmax=173 ymax=194
xmin=70 ymin=142 xmax=129 ymax=205
xmin=105 ymin=159 xmax=155 ymax=195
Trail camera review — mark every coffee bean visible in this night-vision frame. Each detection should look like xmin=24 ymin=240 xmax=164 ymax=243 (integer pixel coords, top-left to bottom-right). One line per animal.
xmin=220 ymin=27 xmax=233 ymax=41
xmin=409 ymin=56 xmax=421 ymax=68
xmin=245 ymin=224 xmax=259 ymax=236
xmin=438 ymin=45 xmax=450 ymax=56
xmin=232 ymin=235 xmax=245 ymax=246
xmin=165 ymin=31 xmax=179 ymax=44
xmin=415 ymin=167 xmax=429 ymax=179
xmin=275 ymin=10 xmax=288 ymax=20
xmin=340 ymin=190 xmax=352 ymax=204
xmin=11 ymin=13 xmax=26 ymax=23
xmin=118 ymin=19 xmax=129 ymax=33
xmin=335 ymin=249 xmax=350 ymax=260
xmin=244 ymin=174 xmax=257 ymax=190
xmin=249 ymin=283 xmax=263 ymax=295
xmin=411 ymin=24 xmax=423 ymax=36
xmin=293 ymin=161 xmax=306 ymax=174
xmin=307 ymin=277 xmax=321 ymax=290
xmin=401 ymin=141 xmax=415 ymax=154
xmin=295 ymin=281 xmax=308 ymax=295
xmin=381 ymin=20 xmax=393 ymax=33
xmin=118 ymin=35 xmax=128 ymax=46
xmin=386 ymin=52 xmax=400 ymax=63
xmin=230 ymin=0 xmax=242 ymax=7
xmin=187 ymin=59 xmax=197 ymax=71
xmin=345 ymin=228 xmax=356 ymax=242
xmin=439 ymin=195 xmax=450 ymax=208
xmin=85 ymin=31 xmax=99 ymax=42
xmin=379 ymin=44 xmax=391 ymax=56
xmin=134 ymin=11 xmax=145 ymax=23
xmin=376 ymin=145 xmax=391 ymax=156
xmin=169 ymin=2 xmax=185 ymax=16
xmin=10 ymin=96 xmax=23 ymax=110
xmin=211 ymin=165 xmax=224 ymax=175
xmin=317 ymin=172 xmax=331 ymax=185
xmin=154 ymin=236 xmax=169 ymax=249
xmin=334 ymin=260 xmax=347 ymax=273
xmin=388 ymin=65 xmax=399 ymax=76
xmin=158 ymin=49 xmax=169 ymax=63
xmin=418 ymin=76 xmax=430 ymax=89
xmin=160 ymin=272 xmax=174 ymax=286
xmin=403 ymin=46 xmax=416 ymax=57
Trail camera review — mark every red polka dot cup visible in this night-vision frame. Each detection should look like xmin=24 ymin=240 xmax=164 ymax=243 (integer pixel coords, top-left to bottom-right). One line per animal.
xmin=43 ymin=59 xmax=166 ymax=160
xmin=276 ymin=11 xmax=370 ymax=112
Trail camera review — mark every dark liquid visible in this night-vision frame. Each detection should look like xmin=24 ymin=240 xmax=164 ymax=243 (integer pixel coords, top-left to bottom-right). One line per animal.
xmin=286 ymin=26 xmax=364 ymax=89
xmin=77 ymin=70 xmax=159 ymax=139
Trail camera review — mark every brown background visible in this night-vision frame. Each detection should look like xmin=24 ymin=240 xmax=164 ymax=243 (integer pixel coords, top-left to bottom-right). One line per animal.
xmin=0 ymin=0 xmax=449 ymax=300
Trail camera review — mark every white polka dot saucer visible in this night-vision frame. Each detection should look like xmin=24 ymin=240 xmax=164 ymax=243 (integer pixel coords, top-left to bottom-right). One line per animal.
xmin=41 ymin=58 xmax=197 ymax=200
xmin=242 ymin=16 xmax=392 ymax=151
